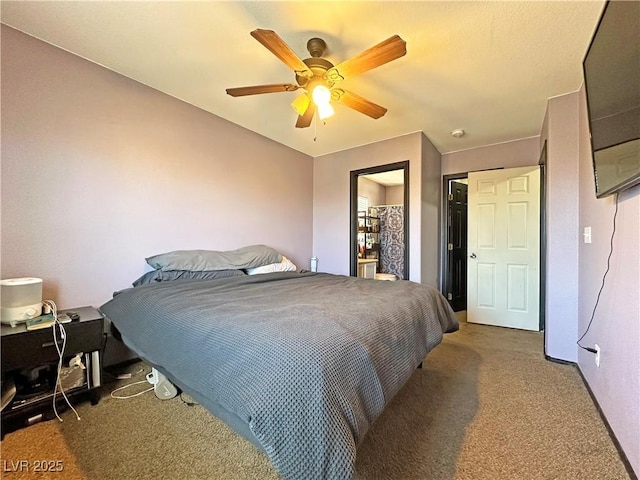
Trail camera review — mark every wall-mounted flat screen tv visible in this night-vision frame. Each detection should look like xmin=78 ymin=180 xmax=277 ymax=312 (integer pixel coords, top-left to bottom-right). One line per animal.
xmin=583 ymin=0 xmax=640 ymax=198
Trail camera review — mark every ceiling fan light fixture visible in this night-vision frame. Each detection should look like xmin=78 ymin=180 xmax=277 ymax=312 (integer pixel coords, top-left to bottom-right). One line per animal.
xmin=227 ymin=30 xmax=406 ymax=128
xmin=312 ymin=85 xmax=334 ymax=120
xmin=312 ymin=85 xmax=331 ymax=106
xmin=291 ymin=93 xmax=310 ymax=116
xmin=317 ymin=102 xmax=335 ymax=120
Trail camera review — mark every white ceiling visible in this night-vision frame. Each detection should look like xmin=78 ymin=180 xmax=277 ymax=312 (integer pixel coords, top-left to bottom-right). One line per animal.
xmin=0 ymin=1 xmax=605 ymax=157
xmin=363 ymin=170 xmax=405 ymax=187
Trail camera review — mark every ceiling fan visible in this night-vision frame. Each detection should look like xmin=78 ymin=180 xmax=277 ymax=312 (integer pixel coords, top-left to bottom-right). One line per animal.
xmin=226 ymin=29 xmax=407 ymax=128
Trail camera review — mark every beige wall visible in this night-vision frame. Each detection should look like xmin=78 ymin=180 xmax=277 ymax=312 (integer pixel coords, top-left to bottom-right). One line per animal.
xmin=441 ymin=137 xmax=540 ymax=175
xmin=421 ymin=134 xmax=443 ymax=286
xmin=1 ymin=26 xmax=313 ymax=309
xmin=385 ymin=185 xmax=404 ymax=205
xmin=357 ymin=177 xmax=386 ymax=208
xmin=540 ymin=93 xmax=581 ymax=362
xmin=357 ymin=179 xmax=404 ymax=207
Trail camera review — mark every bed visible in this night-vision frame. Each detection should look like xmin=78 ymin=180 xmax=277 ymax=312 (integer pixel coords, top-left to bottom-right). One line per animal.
xmin=100 ymin=249 xmax=458 ymax=480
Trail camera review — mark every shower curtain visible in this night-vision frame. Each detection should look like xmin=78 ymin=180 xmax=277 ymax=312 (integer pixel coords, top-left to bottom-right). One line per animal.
xmin=377 ymin=205 xmax=404 ymax=279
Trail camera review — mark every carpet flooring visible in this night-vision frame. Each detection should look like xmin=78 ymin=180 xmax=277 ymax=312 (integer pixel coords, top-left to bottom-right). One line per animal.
xmin=0 ymin=314 xmax=632 ymax=479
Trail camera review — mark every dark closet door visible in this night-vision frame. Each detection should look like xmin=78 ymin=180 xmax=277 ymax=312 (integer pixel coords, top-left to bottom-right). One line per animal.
xmin=447 ymin=181 xmax=468 ymax=311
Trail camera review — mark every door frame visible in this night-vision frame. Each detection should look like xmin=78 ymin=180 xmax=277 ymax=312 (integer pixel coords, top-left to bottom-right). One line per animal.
xmin=350 ymin=161 xmax=410 ymax=279
xmin=538 ymin=142 xmax=548 ymax=332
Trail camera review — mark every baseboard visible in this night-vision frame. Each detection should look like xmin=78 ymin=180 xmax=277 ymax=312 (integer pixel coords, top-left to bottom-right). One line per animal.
xmin=576 ymin=366 xmax=638 ymax=480
xmin=544 ymin=354 xmax=575 ymax=365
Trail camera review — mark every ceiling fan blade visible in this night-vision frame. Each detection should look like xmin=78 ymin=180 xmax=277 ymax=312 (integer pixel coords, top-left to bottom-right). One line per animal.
xmin=226 ymin=84 xmax=299 ymax=97
xmin=326 ymin=35 xmax=406 ymax=83
xmin=251 ymin=29 xmax=313 ymax=78
xmin=296 ymin=102 xmax=316 ymax=128
xmin=332 ymin=89 xmax=387 ymax=119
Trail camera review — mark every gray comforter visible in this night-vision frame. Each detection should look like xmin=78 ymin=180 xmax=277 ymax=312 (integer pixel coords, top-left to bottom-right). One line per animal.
xmin=100 ymin=272 xmax=458 ymax=479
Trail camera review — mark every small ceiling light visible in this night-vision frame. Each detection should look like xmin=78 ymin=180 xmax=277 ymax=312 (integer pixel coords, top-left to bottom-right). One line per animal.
xmin=290 ymin=94 xmax=310 ymax=116
xmin=312 ymin=85 xmax=334 ymax=120
xmin=451 ymin=129 xmax=465 ymax=138
xmin=312 ymin=85 xmax=331 ymax=105
xmin=316 ymin=102 xmax=335 ymax=121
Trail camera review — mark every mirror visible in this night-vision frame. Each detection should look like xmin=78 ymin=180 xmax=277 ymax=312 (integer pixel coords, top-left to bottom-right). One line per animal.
xmin=350 ymin=161 xmax=409 ymax=280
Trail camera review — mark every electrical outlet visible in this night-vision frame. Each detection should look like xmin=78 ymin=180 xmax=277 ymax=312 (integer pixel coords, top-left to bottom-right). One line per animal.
xmin=595 ymin=344 xmax=601 ymax=367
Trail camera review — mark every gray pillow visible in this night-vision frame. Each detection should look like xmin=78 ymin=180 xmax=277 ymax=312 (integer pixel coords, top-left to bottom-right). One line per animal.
xmin=132 ymin=269 xmax=245 ymax=287
xmin=146 ymin=245 xmax=283 ymax=272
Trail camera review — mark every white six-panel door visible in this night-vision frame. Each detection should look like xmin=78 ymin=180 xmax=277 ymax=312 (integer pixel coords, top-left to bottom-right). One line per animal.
xmin=467 ymin=166 xmax=540 ymax=331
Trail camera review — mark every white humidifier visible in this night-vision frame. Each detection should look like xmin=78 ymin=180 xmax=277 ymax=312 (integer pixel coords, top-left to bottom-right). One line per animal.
xmin=1 ymin=278 xmax=43 ymax=327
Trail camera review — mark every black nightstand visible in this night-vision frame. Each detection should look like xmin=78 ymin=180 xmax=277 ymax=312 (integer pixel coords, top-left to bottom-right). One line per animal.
xmin=1 ymin=306 xmax=105 ymax=438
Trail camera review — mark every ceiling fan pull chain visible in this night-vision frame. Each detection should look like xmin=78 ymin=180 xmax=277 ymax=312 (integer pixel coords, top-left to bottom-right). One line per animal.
xmin=314 ymin=113 xmax=318 ymax=142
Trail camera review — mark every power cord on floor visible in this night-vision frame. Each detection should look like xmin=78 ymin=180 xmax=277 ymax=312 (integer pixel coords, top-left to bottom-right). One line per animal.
xmin=110 ymin=380 xmax=154 ymax=400
xmin=577 ymin=192 xmax=619 ymax=354
xmin=109 ymin=367 xmax=153 ymax=399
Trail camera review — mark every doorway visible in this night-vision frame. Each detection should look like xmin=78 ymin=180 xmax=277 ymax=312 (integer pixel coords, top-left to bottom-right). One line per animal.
xmin=444 ymin=177 xmax=468 ymax=312
xmin=350 ymin=161 xmax=409 ymax=280
xmin=467 ymin=166 xmax=541 ymax=330
xmin=440 ymin=164 xmax=546 ymax=330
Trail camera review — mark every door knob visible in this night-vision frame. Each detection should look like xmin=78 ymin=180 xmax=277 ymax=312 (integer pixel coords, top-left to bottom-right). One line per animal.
xmin=470 ymin=253 xmax=477 ymax=259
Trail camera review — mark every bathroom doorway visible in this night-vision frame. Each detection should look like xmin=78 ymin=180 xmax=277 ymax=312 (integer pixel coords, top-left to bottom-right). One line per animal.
xmin=349 ymin=161 xmax=409 ymax=280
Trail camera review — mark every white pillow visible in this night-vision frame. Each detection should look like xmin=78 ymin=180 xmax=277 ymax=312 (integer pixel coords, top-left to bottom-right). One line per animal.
xmin=246 ymin=256 xmax=297 ymax=275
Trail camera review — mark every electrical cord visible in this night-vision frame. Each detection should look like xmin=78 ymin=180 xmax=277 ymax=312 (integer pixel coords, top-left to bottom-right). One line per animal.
xmin=577 ymin=192 xmax=619 ymax=353
xmin=43 ymin=300 xmax=82 ymax=422
xmin=109 ymin=366 xmax=153 ymax=399
xmin=110 ymin=380 xmax=154 ymax=400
